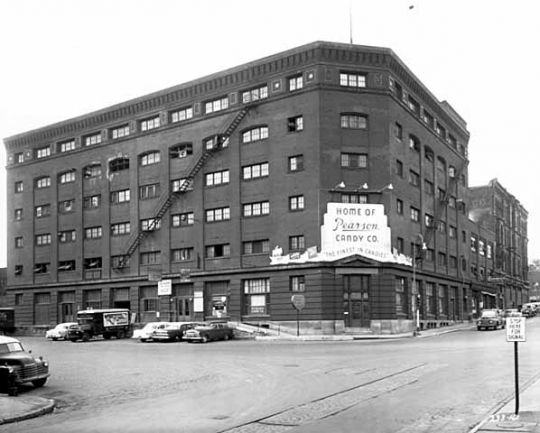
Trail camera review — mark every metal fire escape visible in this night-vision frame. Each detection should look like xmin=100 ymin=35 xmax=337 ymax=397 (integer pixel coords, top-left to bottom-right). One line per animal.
xmin=115 ymin=106 xmax=251 ymax=269
xmin=422 ymin=159 xmax=469 ymax=251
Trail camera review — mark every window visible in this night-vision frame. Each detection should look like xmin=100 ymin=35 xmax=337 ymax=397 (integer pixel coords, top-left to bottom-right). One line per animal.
xmin=437 ymin=157 xmax=446 ymax=172
xmin=35 ymin=233 xmax=52 ymax=246
xmin=243 ymin=239 xmax=270 ymax=255
xmin=424 ymin=179 xmax=434 ymax=195
xmin=435 ymin=122 xmax=446 ymax=139
xmin=140 ymin=251 xmax=161 ymax=265
xmin=409 ymin=170 xmax=420 ymax=187
xmin=395 ymin=122 xmax=403 ymax=140
xmin=139 ymin=183 xmax=160 ymax=200
xmin=287 ymin=116 xmax=304 ymax=132
xmin=204 ymin=136 xmax=229 ymax=150
xmin=448 ymin=166 xmax=457 ymax=178
xmin=288 ymin=155 xmax=304 ymax=172
xmin=205 ymin=169 xmax=230 ymax=186
xmin=171 ymin=212 xmax=194 ymax=227
xmin=289 ymin=74 xmax=303 ymax=91
xmin=341 ymin=153 xmax=368 ymax=168
xmin=448 ymin=134 xmax=457 ymax=149
xmin=170 ymin=143 xmax=193 ymax=159
xmin=34 ymin=263 xmax=51 ymax=274
xmin=58 ymin=260 xmax=76 ymax=272
xmin=479 ymin=239 xmax=486 ymax=256
xmin=396 ymin=199 xmax=404 ymax=215
xmin=15 ymin=152 xmax=24 ymax=163
xmin=15 ymin=181 xmax=23 ymax=193
xmin=242 ymin=85 xmax=268 ymax=103
xmin=409 ymin=135 xmax=420 ymax=152
xmin=111 ymin=125 xmax=130 ymax=139
xmin=438 ymin=188 xmax=446 ymax=202
xmin=449 ymin=256 xmax=457 ymax=268
xmin=340 ymin=72 xmax=366 ymax=88
xmin=84 ymin=226 xmax=103 ymax=239
xmin=15 ymin=294 xmax=23 ymax=304
xmin=59 ymin=199 xmax=75 ymax=213
xmin=437 ymin=221 xmax=446 ymax=234
xmin=59 ymin=170 xmax=76 ymax=184
xmin=205 ymin=96 xmax=229 ymax=114
xmin=341 ymin=194 xmax=368 ymax=204
xmin=84 ymin=133 xmax=102 ymax=146
xmin=83 ymin=164 xmax=101 ymax=178
xmin=242 ymin=126 xmax=269 ymax=143
xmin=83 ymin=258 xmax=102 ymax=271
xmin=111 ymin=255 xmax=130 ymax=269
xmin=140 ymin=115 xmax=160 ymax=131
xmin=36 ymin=176 xmax=51 ymax=189
xmin=15 ymin=237 xmax=23 ymax=248
xmin=395 ymin=277 xmax=407 ymax=314
xmin=289 ymin=195 xmax=304 ymax=211
xmin=140 ymin=151 xmax=161 ymax=166
xmin=394 ymin=81 xmax=403 ymax=100
xmin=425 ymin=249 xmax=435 ymax=262
xmin=171 ymin=178 xmax=192 ymax=192
xmin=449 ymin=225 xmax=457 ymax=238
xmin=396 ymin=237 xmax=404 ymax=254
xmin=425 ymin=282 xmax=435 ymax=315
xmin=111 ymin=222 xmax=130 ymax=236
xmin=425 ymin=214 xmax=434 ymax=228
xmin=170 ymin=107 xmax=193 ymax=123
xmin=242 ymin=163 xmax=268 ymax=180
xmin=290 ymin=276 xmax=306 ymax=292
xmin=15 ymin=208 xmax=23 ymax=220
xmin=340 ymin=113 xmax=368 ymax=129
xmin=438 ymin=252 xmax=447 ymax=266
xmin=83 ymin=195 xmax=101 ymax=209
xmin=58 ymin=230 xmax=76 ymax=243
xmin=410 ymin=207 xmax=420 ymax=222
xmin=487 ymin=243 xmax=493 ymax=259
xmin=35 ymin=146 xmax=51 ymax=159
xmin=407 ymin=95 xmax=420 ymax=115
xmin=438 ymin=285 xmax=448 ymax=315
xmin=395 ymin=160 xmax=403 ymax=177
xmin=171 ymin=248 xmax=194 ymax=262
xmin=471 ymin=235 xmax=478 ymax=253
xmin=141 ymin=218 xmax=161 ymax=231
xmin=206 ymin=207 xmax=231 ymax=222
xmin=35 ymin=204 xmax=51 ymax=218
xmin=15 ymin=265 xmax=23 ymax=276
xmin=425 ymin=148 xmax=434 ymax=163
xmin=289 ymin=235 xmax=305 ymax=251
xmin=109 ymin=157 xmax=130 ymax=172
xmin=243 ymin=201 xmax=270 ymax=217
xmin=422 ymin=109 xmax=434 ymax=128
xmin=243 ymin=278 xmax=270 ymax=315
xmin=110 ymin=189 xmax=130 ymax=204
xmin=448 ymin=196 xmax=456 ymax=208
xmin=59 ymin=139 xmax=75 ymax=152
xmin=205 ymin=244 xmax=231 ymax=258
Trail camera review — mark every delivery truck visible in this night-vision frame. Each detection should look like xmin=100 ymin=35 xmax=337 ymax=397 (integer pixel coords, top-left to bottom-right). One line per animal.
xmin=68 ymin=308 xmax=132 ymax=342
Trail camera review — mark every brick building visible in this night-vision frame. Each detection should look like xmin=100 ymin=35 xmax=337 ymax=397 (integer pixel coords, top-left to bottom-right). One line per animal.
xmin=3 ymin=41 xmax=526 ymax=334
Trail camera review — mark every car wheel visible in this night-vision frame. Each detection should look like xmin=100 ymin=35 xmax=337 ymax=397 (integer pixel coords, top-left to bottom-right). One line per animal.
xmin=103 ymin=333 xmax=112 ymax=340
xmin=223 ymin=334 xmax=229 ymax=341
xmin=201 ymin=335 xmax=209 ymax=343
xmin=117 ymin=330 xmax=126 ymax=339
xmin=52 ymin=337 xmax=58 ymax=341
xmin=140 ymin=338 xmax=147 ymax=343
xmin=8 ymin=386 xmax=18 ymax=397
xmin=82 ymin=333 xmax=90 ymax=342
xmin=33 ymin=378 xmax=48 ymax=388
xmin=70 ymin=337 xmax=78 ymax=342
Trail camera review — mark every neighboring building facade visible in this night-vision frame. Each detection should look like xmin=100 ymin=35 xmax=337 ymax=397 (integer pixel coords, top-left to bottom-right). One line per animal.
xmin=3 ymin=41 xmax=526 ymax=334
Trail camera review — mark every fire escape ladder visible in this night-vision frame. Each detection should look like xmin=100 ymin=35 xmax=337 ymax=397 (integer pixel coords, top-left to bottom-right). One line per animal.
xmin=115 ymin=106 xmax=252 ymax=269
xmin=422 ymin=159 xmax=469 ymax=250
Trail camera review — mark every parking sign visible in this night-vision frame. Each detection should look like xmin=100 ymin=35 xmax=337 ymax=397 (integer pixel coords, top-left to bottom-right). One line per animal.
xmin=506 ymin=317 xmax=526 ymax=342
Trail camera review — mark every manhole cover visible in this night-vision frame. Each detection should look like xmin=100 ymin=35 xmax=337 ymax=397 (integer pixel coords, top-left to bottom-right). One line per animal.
xmin=211 ymin=415 xmax=230 ymax=420
xmin=283 ymin=364 xmax=300 ymax=368
xmin=496 ymin=421 xmax=525 ymax=429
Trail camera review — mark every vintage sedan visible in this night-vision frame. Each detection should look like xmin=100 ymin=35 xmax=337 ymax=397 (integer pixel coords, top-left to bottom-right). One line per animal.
xmin=184 ymin=322 xmax=235 ymax=343
xmin=132 ymin=322 xmax=172 ymax=342
xmin=153 ymin=322 xmax=203 ymax=342
xmin=0 ymin=336 xmax=50 ymax=396
xmin=477 ymin=310 xmax=506 ymax=331
xmin=45 ymin=322 xmax=78 ymax=341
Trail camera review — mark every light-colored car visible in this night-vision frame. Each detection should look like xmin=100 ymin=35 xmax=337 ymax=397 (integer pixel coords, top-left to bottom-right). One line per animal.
xmin=152 ymin=322 xmax=203 ymax=342
xmin=45 ymin=322 xmax=78 ymax=341
xmin=132 ymin=322 xmax=172 ymax=342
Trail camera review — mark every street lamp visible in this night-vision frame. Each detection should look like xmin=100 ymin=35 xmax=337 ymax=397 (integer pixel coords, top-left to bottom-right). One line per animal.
xmin=412 ymin=233 xmax=427 ymax=335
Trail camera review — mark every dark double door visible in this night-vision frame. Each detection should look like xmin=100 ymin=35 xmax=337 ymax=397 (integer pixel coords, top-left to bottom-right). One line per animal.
xmin=343 ymin=275 xmax=371 ymax=328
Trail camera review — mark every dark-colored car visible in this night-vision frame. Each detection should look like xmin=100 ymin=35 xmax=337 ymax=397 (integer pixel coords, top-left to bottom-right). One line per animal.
xmin=184 ymin=322 xmax=235 ymax=343
xmin=477 ymin=310 xmax=506 ymax=331
xmin=152 ymin=322 xmax=202 ymax=342
xmin=0 ymin=336 xmax=50 ymax=396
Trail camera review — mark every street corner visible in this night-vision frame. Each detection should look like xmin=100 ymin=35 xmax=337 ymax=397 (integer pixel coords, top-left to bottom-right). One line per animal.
xmin=475 ymin=412 xmax=540 ymax=433
xmin=0 ymin=395 xmax=55 ymax=425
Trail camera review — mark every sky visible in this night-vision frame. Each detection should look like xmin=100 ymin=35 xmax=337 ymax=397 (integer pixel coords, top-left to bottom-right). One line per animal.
xmin=1 ymin=0 xmax=539 ymax=268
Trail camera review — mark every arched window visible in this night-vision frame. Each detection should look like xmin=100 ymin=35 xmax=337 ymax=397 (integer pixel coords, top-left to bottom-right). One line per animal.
xmin=35 ymin=176 xmax=51 ymax=189
xmin=409 ymin=135 xmax=420 ymax=152
xmin=83 ymin=164 xmax=102 ymax=178
xmin=139 ymin=151 xmax=160 ymax=166
xmin=437 ymin=156 xmax=446 ymax=172
xmin=242 ymin=126 xmax=269 ymax=143
xmin=424 ymin=146 xmax=434 ymax=163
xmin=170 ymin=143 xmax=193 ymax=159
xmin=109 ymin=157 xmax=130 ymax=173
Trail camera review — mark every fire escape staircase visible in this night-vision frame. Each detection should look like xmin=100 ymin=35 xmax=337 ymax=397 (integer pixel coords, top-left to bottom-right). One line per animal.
xmin=421 ymin=159 xmax=469 ymax=254
xmin=115 ymin=106 xmax=251 ymax=269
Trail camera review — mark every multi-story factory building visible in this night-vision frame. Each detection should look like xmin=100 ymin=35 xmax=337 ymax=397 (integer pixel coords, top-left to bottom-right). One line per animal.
xmin=3 ymin=41 xmax=527 ymax=334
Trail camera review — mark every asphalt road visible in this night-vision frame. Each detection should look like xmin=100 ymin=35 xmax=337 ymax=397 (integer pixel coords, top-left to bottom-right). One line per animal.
xmin=7 ymin=319 xmax=540 ymax=433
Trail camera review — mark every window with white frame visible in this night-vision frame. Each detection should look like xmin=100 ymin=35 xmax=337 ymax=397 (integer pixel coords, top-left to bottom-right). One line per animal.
xmin=84 ymin=133 xmax=102 ymax=146
xmin=205 ymin=243 xmax=231 ymax=258
xmin=15 ymin=181 xmax=23 ymax=193
xmin=36 ymin=176 xmax=51 ymax=189
xmin=171 ymin=212 xmax=194 ymax=227
xmin=289 ymin=74 xmax=303 ymax=91
xmin=242 ymin=85 xmax=268 ymax=103
xmin=243 ymin=239 xmax=270 ymax=255
xmin=340 ymin=113 xmax=368 ymax=129
xmin=204 ymin=136 xmax=229 ymax=150
xmin=341 ymin=153 xmax=367 ymax=168
xmin=170 ymin=106 xmax=193 ymax=123
xmin=410 ymin=207 xmax=420 ymax=222
xmin=140 ymin=251 xmax=161 ymax=265
xmin=205 ymin=207 xmax=230 ymax=222
xmin=289 ymin=195 xmax=304 ymax=211
xmin=83 ymin=164 xmax=102 ymax=179
xmin=289 ymin=235 xmax=305 ymax=250
xmin=35 ymin=233 xmax=52 ymax=246
xmin=409 ymin=135 xmax=420 ymax=152
xmin=35 ymin=146 xmax=50 ymax=159
xmin=15 ymin=237 xmax=23 ymax=248
xmin=242 ymin=126 xmax=268 ymax=143
xmin=290 ymin=276 xmax=305 ymax=292
xmin=141 ymin=218 xmax=161 ymax=231
xmin=243 ymin=278 xmax=270 ymax=315
xmin=287 ymin=115 xmax=304 ymax=132
xmin=139 ymin=183 xmax=160 ymax=200
xmin=111 ymin=222 xmax=130 ymax=236
xmin=288 ymin=155 xmax=304 ymax=172
xmin=171 ymin=248 xmax=194 ymax=262
xmin=59 ymin=170 xmax=76 ymax=184
xmin=15 ymin=208 xmax=23 ymax=220
xmin=140 ymin=151 xmax=161 ymax=166
xmin=35 ymin=204 xmax=51 ymax=218
xmin=111 ymin=125 xmax=130 ymax=139
xmin=425 ymin=214 xmax=434 ymax=228
xmin=111 ymin=189 xmax=130 ymax=204
xmin=407 ymin=95 xmax=420 ymax=115
xmin=84 ymin=226 xmax=102 ymax=239
xmin=341 ymin=193 xmax=368 ymax=204
xmin=170 ymin=143 xmax=193 ymax=159
xmin=58 ymin=230 xmax=76 ymax=243
xmin=205 ymin=170 xmax=230 ymax=186
xmin=15 ymin=152 xmax=23 ymax=163
xmin=83 ymin=195 xmax=101 ymax=209
xmin=171 ymin=178 xmax=192 ymax=192
xmin=59 ymin=139 xmax=75 ymax=152
xmin=140 ymin=115 xmax=160 ymax=132
xmin=243 ymin=201 xmax=269 ymax=217
xmin=242 ymin=163 xmax=269 ymax=180
xmin=205 ymin=96 xmax=229 ymax=114
xmin=340 ymin=72 xmax=366 ymax=88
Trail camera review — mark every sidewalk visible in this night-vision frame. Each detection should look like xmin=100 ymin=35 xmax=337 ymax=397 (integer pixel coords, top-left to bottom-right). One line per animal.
xmin=0 ymin=395 xmax=55 ymax=425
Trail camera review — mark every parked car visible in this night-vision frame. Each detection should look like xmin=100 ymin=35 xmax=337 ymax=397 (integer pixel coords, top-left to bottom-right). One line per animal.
xmin=477 ymin=310 xmax=506 ymax=330
xmin=503 ymin=309 xmax=521 ymax=318
xmin=152 ymin=322 xmax=203 ymax=342
xmin=184 ymin=322 xmax=235 ymax=343
xmin=45 ymin=322 xmax=78 ymax=341
xmin=132 ymin=322 xmax=172 ymax=342
xmin=0 ymin=336 xmax=50 ymax=396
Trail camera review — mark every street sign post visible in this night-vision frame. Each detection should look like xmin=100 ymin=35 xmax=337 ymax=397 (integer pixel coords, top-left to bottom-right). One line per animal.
xmin=291 ymin=295 xmax=306 ymax=337
xmin=506 ymin=316 xmax=526 ymax=415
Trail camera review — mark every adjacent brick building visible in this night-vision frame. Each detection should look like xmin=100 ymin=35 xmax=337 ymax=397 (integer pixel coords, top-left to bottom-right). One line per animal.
xmin=3 ymin=41 xmax=528 ymax=334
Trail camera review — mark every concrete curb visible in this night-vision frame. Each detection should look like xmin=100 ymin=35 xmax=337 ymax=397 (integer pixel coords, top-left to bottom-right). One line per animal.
xmin=0 ymin=397 xmax=55 ymax=425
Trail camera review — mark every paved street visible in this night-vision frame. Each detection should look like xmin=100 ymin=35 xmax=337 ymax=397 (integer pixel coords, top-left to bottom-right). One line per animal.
xmin=6 ymin=319 xmax=540 ymax=433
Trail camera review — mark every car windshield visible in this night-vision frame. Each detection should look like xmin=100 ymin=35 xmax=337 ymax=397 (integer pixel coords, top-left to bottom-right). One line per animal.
xmin=481 ymin=311 xmax=497 ymax=318
xmin=0 ymin=342 xmax=24 ymax=354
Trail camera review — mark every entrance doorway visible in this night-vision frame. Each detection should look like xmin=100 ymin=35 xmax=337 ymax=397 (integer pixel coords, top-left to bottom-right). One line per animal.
xmin=173 ymin=296 xmax=193 ymax=322
xmin=343 ymin=275 xmax=371 ymax=328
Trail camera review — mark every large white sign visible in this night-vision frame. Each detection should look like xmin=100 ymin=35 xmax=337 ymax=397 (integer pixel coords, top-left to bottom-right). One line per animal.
xmin=506 ymin=317 xmax=526 ymax=342
xmin=270 ymin=203 xmax=411 ymax=266
xmin=157 ymin=279 xmax=172 ymax=296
